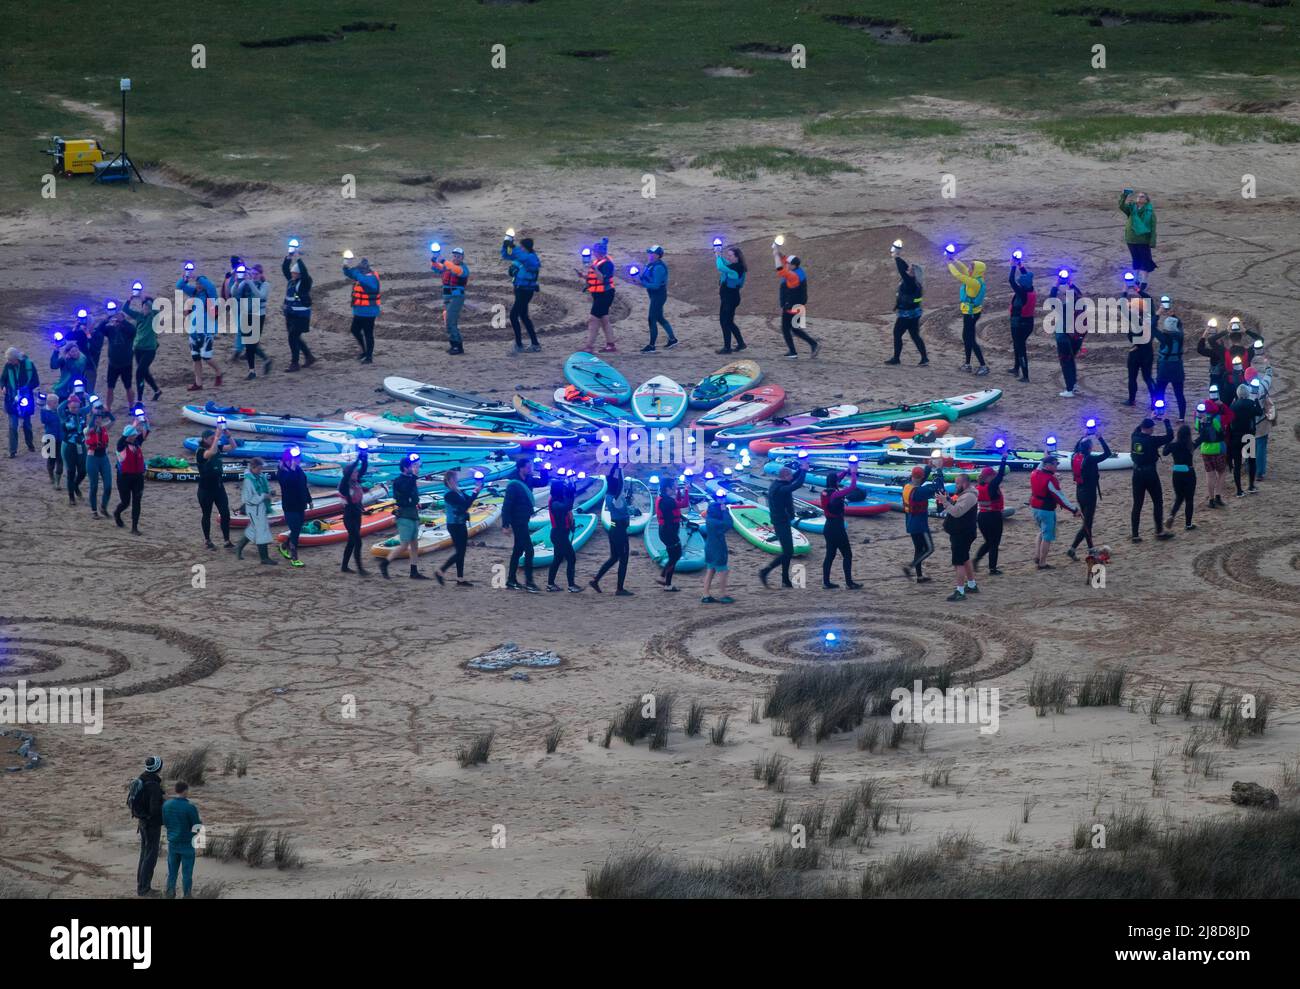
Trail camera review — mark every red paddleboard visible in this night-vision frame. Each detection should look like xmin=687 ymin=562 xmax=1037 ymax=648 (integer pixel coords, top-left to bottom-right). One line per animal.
xmin=746 ymin=417 xmax=951 ymax=456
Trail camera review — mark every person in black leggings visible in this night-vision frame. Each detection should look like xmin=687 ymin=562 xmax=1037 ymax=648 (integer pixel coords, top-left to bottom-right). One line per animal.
xmin=1008 ymin=264 xmax=1035 ymax=382
xmin=1129 ymin=417 xmax=1174 ymax=542
xmin=656 ymin=477 xmax=688 ymax=591
xmin=438 ymin=468 xmax=483 ymax=584
xmin=759 ymin=463 xmax=806 ymax=587
xmin=502 ymin=234 xmax=541 ymax=352
xmin=1163 ymin=423 xmax=1197 ymax=530
xmin=713 ymin=243 xmax=747 ymax=354
xmin=1228 ymin=383 xmax=1261 ymax=497
xmin=546 ymin=474 xmax=581 ymax=592
xmin=972 ymin=455 xmax=1008 ymax=574
xmin=819 ymin=464 xmax=860 ymax=588
xmin=282 ymin=253 xmax=316 ymax=371
xmin=196 ymin=427 xmax=236 ymax=549
xmin=591 ymin=466 xmax=632 ymax=594
xmin=885 ymin=247 xmax=927 ymax=365
xmin=1067 ymin=433 xmax=1113 ymax=557
xmin=339 ymin=452 xmax=369 ymax=575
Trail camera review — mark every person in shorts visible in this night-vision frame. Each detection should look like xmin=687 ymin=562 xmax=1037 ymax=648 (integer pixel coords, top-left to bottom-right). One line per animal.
xmin=1029 ymin=456 xmax=1079 ymax=570
xmin=178 ymin=266 xmax=223 ymax=391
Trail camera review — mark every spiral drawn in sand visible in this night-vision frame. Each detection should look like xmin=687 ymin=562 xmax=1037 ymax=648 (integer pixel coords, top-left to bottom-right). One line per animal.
xmin=1195 ymin=531 xmax=1300 ymax=605
xmin=0 ymin=617 xmax=223 ymax=696
xmin=645 ymin=605 xmax=1033 ymax=683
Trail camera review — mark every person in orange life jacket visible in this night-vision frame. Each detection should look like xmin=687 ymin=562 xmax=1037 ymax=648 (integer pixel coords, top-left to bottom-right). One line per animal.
xmin=1151 ymin=295 xmax=1186 ymax=419
xmin=430 ymin=245 xmax=469 ymax=355
xmin=1065 ymin=432 xmax=1113 ymax=558
xmin=1228 ymin=382 xmax=1262 ymax=498
xmin=113 ymin=418 xmax=150 ymax=534
xmin=503 ymin=457 xmax=550 ymax=592
xmin=1007 ymin=263 xmax=1036 ymax=382
xmin=946 ymin=253 xmax=989 ymax=374
xmin=1049 ymin=269 xmax=1085 ymax=397
xmin=177 ymin=266 xmax=223 ymax=392
xmin=942 ymin=473 xmax=981 ymax=601
xmin=1196 ymin=391 xmax=1230 ymax=509
xmin=501 ymin=233 xmax=541 ymax=353
xmin=713 ymin=242 xmax=748 ymax=354
xmin=1122 ymin=275 xmax=1156 ymax=407
xmin=281 ymin=253 xmax=316 ymax=371
xmin=339 ymin=449 xmax=370 ymax=576
xmin=635 ymin=245 xmax=677 ymax=353
xmin=972 ymin=452 xmax=1009 ymax=574
xmin=901 ymin=464 xmax=943 ymax=583
xmin=655 ymin=475 xmax=690 ymax=591
xmin=1029 ymin=457 xmax=1079 ymax=569
xmin=546 ymin=472 xmax=583 ymax=593
xmin=1129 ymin=415 xmax=1175 ymax=542
xmin=773 ymin=242 xmax=818 ymax=359
xmin=83 ymin=399 xmax=117 ymax=518
xmin=578 ymin=239 xmax=617 ymax=354
xmin=343 ymin=255 xmax=381 ymax=363
xmin=1161 ymin=422 xmax=1198 ymax=531
xmin=759 ymin=461 xmax=807 ymax=587
xmin=3 ymin=346 xmax=39 ymax=457
xmin=885 ymin=244 xmax=927 ymax=365
xmin=820 ymin=462 xmax=861 ymax=589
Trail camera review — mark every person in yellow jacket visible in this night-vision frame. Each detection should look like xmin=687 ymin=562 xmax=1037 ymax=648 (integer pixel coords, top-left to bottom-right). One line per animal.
xmin=947 ymin=253 xmax=989 ymax=375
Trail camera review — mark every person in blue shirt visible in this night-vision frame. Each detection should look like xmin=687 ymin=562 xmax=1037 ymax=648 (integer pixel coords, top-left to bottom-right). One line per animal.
xmin=713 ymin=244 xmax=748 ymax=354
xmin=161 ymin=781 xmax=202 ymax=899
xmin=700 ymin=488 xmax=734 ymax=604
xmin=177 ymin=267 xmax=224 ymax=392
xmin=636 ymin=245 xmax=677 ymax=353
xmin=501 ymin=233 xmax=541 ymax=353
xmin=591 ymin=464 xmax=633 ymax=595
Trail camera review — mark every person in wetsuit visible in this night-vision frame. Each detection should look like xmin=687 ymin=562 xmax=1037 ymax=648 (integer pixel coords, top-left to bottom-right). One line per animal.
xmin=1129 ymin=416 xmax=1175 ymax=542
xmin=972 ymin=453 xmax=1008 ymax=574
xmin=819 ymin=462 xmax=861 ymax=589
xmin=759 ymin=462 xmax=806 ymax=587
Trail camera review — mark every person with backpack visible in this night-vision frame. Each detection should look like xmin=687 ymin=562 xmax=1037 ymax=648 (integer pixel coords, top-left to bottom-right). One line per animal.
xmin=1007 ymin=263 xmax=1036 ymax=382
xmin=591 ymin=464 xmax=633 ymax=595
xmin=1130 ymin=416 xmax=1175 ymax=542
xmin=636 ymin=245 xmax=678 ymax=353
xmin=1029 ymin=457 xmax=1079 ymax=569
xmin=972 ymin=453 xmax=1009 ymax=574
xmin=820 ymin=462 xmax=861 ymax=589
xmin=886 ymin=243 xmax=927 ymax=366
xmin=1152 ymin=295 xmax=1187 ymax=419
xmin=901 ymin=464 xmax=943 ymax=583
xmin=339 ymin=449 xmax=371 ymax=576
xmin=1229 ymin=382 xmax=1262 ymax=498
xmin=379 ymin=453 xmax=425 ymax=580
xmin=1195 ymin=397 xmax=1229 ymax=509
xmin=700 ymin=487 xmax=734 ymax=604
xmin=3 ymin=347 xmax=39 ymax=458
xmin=759 ymin=461 xmax=807 ymax=587
xmin=503 ymin=457 xmax=549 ymax=591
xmin=773 ymin=243 xmax=818 ymax=359
xmin=714 ymin=242 xmax=748 ymax=355
xmin=942 ymin=472 xmax=981 ymax=601
xmin=946 ymin=253 xmax=989 ymax=374
xmin=113 ymin=420 xmax=149 ymax=534
xmin=130 ymin=755 xmax=166 ymax=897
xmin=281 ymin=252 xmax=317 ymax=371
xmin=1049 ymin=269 xmax=1086 ymax=397
xmin=1066 ymin=432 xmax=1113 ymax=559
xmin=161 ymin=780 xmax=203 ymax=899
xmin=1162 ymin=423 xmax=1198 ymax=531
xmin=501 ymin=232 xmax=542 ymax=353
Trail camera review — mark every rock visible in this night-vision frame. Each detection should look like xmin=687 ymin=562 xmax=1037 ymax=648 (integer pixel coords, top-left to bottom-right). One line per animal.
xmin=1230 ymin=781 xmax=1279 ymax=810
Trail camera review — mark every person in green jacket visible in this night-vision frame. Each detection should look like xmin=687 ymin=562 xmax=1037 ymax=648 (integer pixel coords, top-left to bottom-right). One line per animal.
xmin=1119 ymin=189 xmax=1157 ymax=289
xmin=128 ymin=298 xmax=162 ymax=402
xmin=161 ymin=781 xmax=202 ymax=899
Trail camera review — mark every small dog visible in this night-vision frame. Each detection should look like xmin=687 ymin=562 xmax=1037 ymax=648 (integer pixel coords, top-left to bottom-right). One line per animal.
xmin=1083 ymin=544 xmax=1111 ymax=582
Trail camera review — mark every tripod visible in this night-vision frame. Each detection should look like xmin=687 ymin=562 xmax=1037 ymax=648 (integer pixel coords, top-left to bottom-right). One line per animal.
xmin=98 ymin=84 xmax=145 ymax=185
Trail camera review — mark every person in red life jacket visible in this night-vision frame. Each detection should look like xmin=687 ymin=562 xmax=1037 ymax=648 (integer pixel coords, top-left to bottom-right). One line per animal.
xmin=1007 ymin=263 xmax=1036 ymax=382
xmin=772 ymin=241 xmax=819 ymax=359
xmin=430 ymin=245 xmax=469 ymax=356
xmin=1195 ymin=394 xmax=1230 ymax=509
xmin=901 ymin=464 xmax=943 ymax=583
xmin=655 ymin=475 xmax=690 ymax=592
xmin=83 ymin=399 xmax=116 ymax=519
xmin=1065 ymin=432 xmax=1113 ymax=560
xmin=1029 ymin=456 xmax=1079 ymax=569
xmin=113 ymin=418 xmax=149 ymax=534
xmin=342 ymin=254 xmax=381 ymax=363
xmin=942 ymin=473 xmax=981 ymax=601
xmin=1049 ymin=269 xmax=1086 ymax=397
xmin=819 ymin=462 xmax=861 ymax=589
xmin=545 ymin=472 xmax=583 ymax=593
xmin=1129 ymin=415 xmax=1175 ymax=542
xmin=579 ymin=239 xmax=618 ymax=354
xmin=972 ymin=452 xmax=1008 ymax=574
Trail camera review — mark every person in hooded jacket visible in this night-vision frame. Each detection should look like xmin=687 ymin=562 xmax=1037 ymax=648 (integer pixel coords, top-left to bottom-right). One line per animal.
xmin=133 ymin=755 xmax=166 ymax=897
xmin=501 ymin=233 xmax=542 ymax=352
xmin=947 ymin=253 xmax=989 ymax=374
xmin=885 ymin=244 xmax=927 ymax=365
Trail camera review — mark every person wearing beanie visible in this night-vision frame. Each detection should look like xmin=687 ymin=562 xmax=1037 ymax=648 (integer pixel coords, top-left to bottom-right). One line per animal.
xmin=281 ymin=251 xmax=316 ymax=371
xmin=501 ymin=232 xmax=541 ymax=352
xmin=636 ymin=245 xmax=677 ymax=353
xmin=430 ymin=245 xmax=470 ymax=356
xmin=132 ymin=755 xmax=166 ymax=897
xmin=343 ymin=255 xmax=381 ymax=363
xmin=947 ymin=251 xmax=989 ymax=374
xmin=1007 ymin=262 xmax=1036 ymax=382
xmin=1129 ymin=415 xmax=1175 ymax=542
xmin=972 ymin=452 xmax=1008 ymax=574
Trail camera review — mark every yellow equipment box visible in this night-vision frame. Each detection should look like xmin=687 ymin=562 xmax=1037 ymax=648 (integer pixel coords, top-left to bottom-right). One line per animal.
xmin=46 ymin=137 xmax=106 ymax=176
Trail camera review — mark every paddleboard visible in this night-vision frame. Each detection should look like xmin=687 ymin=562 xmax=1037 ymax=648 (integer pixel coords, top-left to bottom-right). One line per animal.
xmin=600 ymin=476 xmax=653 ymax=534
xmin=746 ymin=418 xmax=951 ymax=456
xmin=694 ymin=384 xmax=786 ymax=434
xmin=728 ymin=502 xmax=812 ymax=555
xmin=552 ymin=388 xmax=639 ymax=429
xmin=688 ymin=359 xmax=763 ymax=409
xmin=512 ymin=394 xmax=601 ymax=440
xmin=144 ymin=456 xmax=273 ymax=483
xmin=698 ymin=475 xmax=827 ymax=534
xmin=631 ymin=375 xmax=689 ymax=427
xmin=643 ymin=514 xmax=708 ymax=573
xmin=368 ymin=493 xmax=505 ymax=559
xmin=563 ymin=352 xmax=633 ymax=405
xmin=182 ymin=403 xmax=372 ymax=438
xmin=307 ymin=429 xmax=521 ymax=454
xmin=382 ymin=376 xmax=517 ymax=417
xmin=714 ymin=404 xmax=859 ymax=443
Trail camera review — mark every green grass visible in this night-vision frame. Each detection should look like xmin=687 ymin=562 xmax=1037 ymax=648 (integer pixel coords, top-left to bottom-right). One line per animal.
xmin=691 ymin=146 xmax=857 ymax=181
xmin=548 ymin=150 xmax=674 ymax=171
xmin=4 ymin=0 xmax=1300 ymax=201
xmin=1040 ymin=114 xmax=1300 ymax=154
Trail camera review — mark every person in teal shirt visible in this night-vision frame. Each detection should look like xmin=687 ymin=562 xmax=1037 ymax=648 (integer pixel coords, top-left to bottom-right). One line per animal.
xmin=162 ymin=781 xmax=202 ymax=898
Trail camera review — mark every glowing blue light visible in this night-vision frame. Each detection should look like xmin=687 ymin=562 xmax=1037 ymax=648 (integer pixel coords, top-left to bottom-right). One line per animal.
xmin=944 ymin=243 xmax=956 ymax=254
xmin=131 ymin=281 xmax=143 ymax=292
xmin=725 ymin=442 xmax=736 ymax=452
xmin=628 ymin=265 xmax=640 ymax=276
xmin=994 ymin=438 xmax=1006 ymax=449
xmin=1085 ymin=418 xmax=1097 ymax=429
xmin=1196 ymin=404 xmax=1206 ymax=413
xmin=1154 ymin=399 xmax=1165 ymax=410
xmin=473 ymin=470 xmax=484 ymax=479
xmin=430 ymin=241 xmax=441 ymax=254
xmin=1057 ymin=268 xmax=1070 ymax=280
xmin=609 ymin=446 xmax=620 ymax=457
xmin=1045 ymin=435 xmax=1058 ymax=446
xmin=288 ymin=445 xmax=301 ymax=457
xmin=54 ymin=331 xmax=65 ymax=342
xmin=553 ymin=440 xmax=563 ymax=449
xmin=1123 ymin=271 xmax=1135 ymax=283
xmin=183 ymin=262 xmax=195 ymax=271
xmin=704 ymin=471 xmax=715 ymax=480
xmin=723 ymin=467 xmax=733 ymax=476
xmin=649 ymin=475 xmax=660 ymax=485
xmin=76 ymin=309 xmax=88 ymax=319
xmin=357 ymin=441 xmax=369 ymax=451
xmin=824 ymin=631 xmax=838 ymax=643
xmin=712 ymin=237 xmax=723 ymax=247
xmin=288 ymin=238 xmax=300 ymax=250
xmin=1012 ymin=249 xmax=1023 ymax=261
xmin=104 ymin=300 xmax=117 ymax=311
xmin=848 ymin=454 xmax=859 ymax=463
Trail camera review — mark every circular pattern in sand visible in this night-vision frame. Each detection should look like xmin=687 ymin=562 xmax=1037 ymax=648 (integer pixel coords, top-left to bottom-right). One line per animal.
xmin=1194 ymin=531 xmax=1300 ymax=605
xmin=645 ymin=605 xmax=1032 ymax=682
xmin=0 ymin=616 xmax=223 ymax=696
